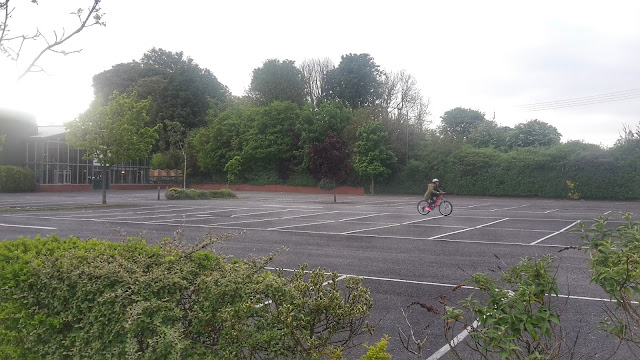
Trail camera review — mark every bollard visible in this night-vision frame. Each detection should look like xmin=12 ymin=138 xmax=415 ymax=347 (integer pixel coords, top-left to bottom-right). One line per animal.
xmin=157 ymin=185 xmax=160 ymax=200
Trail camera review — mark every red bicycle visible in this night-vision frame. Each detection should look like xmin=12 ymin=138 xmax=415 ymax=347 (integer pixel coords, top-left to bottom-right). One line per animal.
xmin=417 ymin=193 xmax=453 ymax=216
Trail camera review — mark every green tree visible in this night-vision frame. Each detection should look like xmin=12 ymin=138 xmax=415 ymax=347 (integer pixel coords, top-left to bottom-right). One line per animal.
xmin=65 ymin=92 xmax=161 ymax=204
xmin=510 ymin=119 xmax=562 ymax=147
xmin=242 ymin=101 xmax=301 ymax=182
xmin=1 ymin=0 xmax=105 ymax=79
xmin=224 ymin=156 xmax=242 ymax=186
xmin=325 ymin=53 xmax=383 ymax=109
xmin=249 ymin=59 xmax=306 ymax=106
xmin=468 ymin=120 xmax=512 ymax=149
xmin=353 ymin=121 xmax=396 ymax=194
xmin=92 ymin=48 xmax=230 ymax=141
xmin=192 ymin=104 xmax=253 ymax=178
xmin=297 ymin=100 xmax=353 ymax=163
xmin=439 ymin=107 xmax=486 ymax=141
xmin=308 ymin=133 xmax=352 ymax=202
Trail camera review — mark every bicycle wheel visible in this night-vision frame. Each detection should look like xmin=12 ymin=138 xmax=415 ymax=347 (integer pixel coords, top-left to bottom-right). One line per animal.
xmin=417 ymin=200 xmax=430 ymax=215
xmin=439 ymin=200 xmax=453 ymax=216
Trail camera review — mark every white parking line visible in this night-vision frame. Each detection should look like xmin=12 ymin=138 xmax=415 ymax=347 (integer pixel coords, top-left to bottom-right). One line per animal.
xmin=341 ymin=216 xmax=443 ymax=235
xmin=429 ymin=218 xmax=508 ymax=239
xmin=544 ymin=209 xmax=559 ymax=213
xmin=427 ymin=320 xmax=479 ymax=360
xmin=462 ymin=203 xmax=491 ymax=208
xmin=268 ymin=220 xmax=337 ymax=230
xmin=0 ymin=223 xmax=57 ymax=230
xmin=490 ymin=204 xmax=529 ymax=212
xmin=231 ymin=209 xmax=293 ymax=217
xmin=529 ymin=220 xmax=580 ymax=245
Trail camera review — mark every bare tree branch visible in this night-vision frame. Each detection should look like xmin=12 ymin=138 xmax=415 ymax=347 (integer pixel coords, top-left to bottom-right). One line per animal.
xmin=0 ymin=0 xmax=105 ymax=79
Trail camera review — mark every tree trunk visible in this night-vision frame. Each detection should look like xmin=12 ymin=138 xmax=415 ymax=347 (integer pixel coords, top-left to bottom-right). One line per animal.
xmin=333 ymin=186 xmax=337 ymax=203
xmin=101 ymin=165 xmax=108 ymax=205
xmin=183 ymin=150 xmax=187 ymax=190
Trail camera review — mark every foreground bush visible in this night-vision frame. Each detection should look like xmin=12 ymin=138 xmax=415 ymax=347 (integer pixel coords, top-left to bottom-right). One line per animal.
xmin=0 ymin=166 xmax=35 ymax=192
xmin=0 ymin=235 xmax=373 ymax=359
xmin=578 ymin=214 xmax=640 ymax=351
xmin=442 ymin=257 xmax=571 ymax=360
xmin=165 ymin=187 xmax=236 ymax=200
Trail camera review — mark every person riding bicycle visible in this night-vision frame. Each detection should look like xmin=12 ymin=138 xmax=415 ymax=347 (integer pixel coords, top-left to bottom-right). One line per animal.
xmin=424 ymin=178 xmax=443 ymax=210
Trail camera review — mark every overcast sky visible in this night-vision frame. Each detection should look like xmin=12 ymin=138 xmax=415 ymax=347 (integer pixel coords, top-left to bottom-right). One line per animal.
xmin=2 ymin=0 xmax=639 ymax=147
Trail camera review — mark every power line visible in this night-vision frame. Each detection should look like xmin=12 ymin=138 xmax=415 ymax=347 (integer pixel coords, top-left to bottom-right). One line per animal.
xmin=515 ymin=89 xmax=640 ymax=111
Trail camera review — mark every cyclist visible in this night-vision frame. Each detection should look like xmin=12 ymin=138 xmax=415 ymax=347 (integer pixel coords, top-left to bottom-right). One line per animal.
xmin=424 ymin=178 xmax=443 ymax=211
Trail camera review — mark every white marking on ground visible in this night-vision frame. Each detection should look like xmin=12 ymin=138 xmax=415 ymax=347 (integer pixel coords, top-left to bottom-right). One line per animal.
xmin=429 ymin=218 xmax=509 ymax=239
xmin=461 ymin=203 xmax=491 ymax=208
xmin=0 ymin=223 xmax=57 ymax=230
xmin=268 ymin=220 xmax=337 ymax=230
xmin=529 ymin=220 xmax=580 ymax=245
xmin=231 ymin=209 xmax=294 ymax=217
xmin=490 ymin=204 xmax=529 ymax=212
xmin=340 ymin=213 xmax=390 ymax=221
xmin=427 ymin=320 xmax=479 ymax=360
xmin=341 ymin=216 xmax=443 ymax=234
xmin=544 ymin=209 xmax=559 ymax=213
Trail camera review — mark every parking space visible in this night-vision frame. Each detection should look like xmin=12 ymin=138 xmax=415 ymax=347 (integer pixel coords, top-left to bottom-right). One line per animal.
xmin=2 ymin=190 xmax=640 ymax=358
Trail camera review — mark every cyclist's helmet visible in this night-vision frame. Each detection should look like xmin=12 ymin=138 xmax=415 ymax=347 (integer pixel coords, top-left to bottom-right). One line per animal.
xmin=432 ymin=178 xmax=439 ymax=183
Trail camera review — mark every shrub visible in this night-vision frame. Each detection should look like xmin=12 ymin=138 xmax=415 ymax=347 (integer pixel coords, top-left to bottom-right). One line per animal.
xmin=150 ymin=152 xmax=178 ymax=170
xmin=442 ymin=256 xmax=571 ymax=359
xmin=578 ymin=214 xmax=640 ymax=350
xmin=0 ymin=166 xmax=36 ymax=192
xmin=165 ymin=187 xmax=236 ymax=200
xmin=0 ymin=235 xmax=373 ymax=359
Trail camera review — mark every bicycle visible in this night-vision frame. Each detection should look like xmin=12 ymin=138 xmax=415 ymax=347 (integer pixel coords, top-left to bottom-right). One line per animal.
xmin=417 ymin=193 xmax=453 ymax=216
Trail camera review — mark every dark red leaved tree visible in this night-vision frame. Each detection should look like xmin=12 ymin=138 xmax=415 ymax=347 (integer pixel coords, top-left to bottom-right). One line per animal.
xmin=309 ymin=132 xmax=352 ymax=202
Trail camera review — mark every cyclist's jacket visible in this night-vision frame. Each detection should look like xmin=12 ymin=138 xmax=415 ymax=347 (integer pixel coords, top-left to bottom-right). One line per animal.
xmin=424 ymin=183 xmax=441 ymax=200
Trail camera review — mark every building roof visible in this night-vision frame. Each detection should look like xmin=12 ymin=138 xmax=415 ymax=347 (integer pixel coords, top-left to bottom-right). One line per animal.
xmin=31 ymin=125 xmax=67 ymax=138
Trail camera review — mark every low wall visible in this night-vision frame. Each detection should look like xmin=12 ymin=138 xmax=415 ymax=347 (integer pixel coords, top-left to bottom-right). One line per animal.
xmin=36 ymin=184 xmax=180 ymax=192
xmin=36 ymin=184 xmax=93 ymax=192
xmin=190 ymin=184 xmax=364 ymax=195
xmin=35 ymin=183 xmax=364 ymax=195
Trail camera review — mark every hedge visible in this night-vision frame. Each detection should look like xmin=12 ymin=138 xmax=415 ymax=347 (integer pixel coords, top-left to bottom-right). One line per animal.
xmin=0 ymin=166 xmax=35 ymax=192
xmin=0 ymin=235 xmax=373 ymax=359
xmin=165 ymin=187 xmax=237 ymax=200
xmin=388 ymin=141 xmax=640 ymax=200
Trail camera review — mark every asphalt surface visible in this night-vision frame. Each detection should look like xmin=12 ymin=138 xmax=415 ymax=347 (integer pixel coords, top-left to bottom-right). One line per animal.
xmin=1 ymin=189 xmax=639 ymax=359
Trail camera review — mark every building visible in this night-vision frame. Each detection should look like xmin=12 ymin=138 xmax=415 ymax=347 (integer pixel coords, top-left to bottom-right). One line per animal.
xmin=1 ymin=110 xmax=151 ymax=187
xmin=23 ymin=126 xmax=151 ymax=186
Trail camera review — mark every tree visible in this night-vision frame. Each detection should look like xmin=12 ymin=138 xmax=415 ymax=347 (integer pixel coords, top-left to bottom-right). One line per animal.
xmin=1 ymin=0 xmax=105 ymax=79
xmin=297 ymin=100 xmax=352 ymax=151
xmin=65 ymin=92 xmax=161 ymax=204
xmin=165 ymin=121 xmax=189 ymax=189
xmin=192 ymin=104 xmax=253 ymax=177
xmin=241 ymin=101 xmax=301 ymax=181
xmin=224 ymin=156 xmax=242 ymax=186
xmin=92 ymin=48 xmax=230 ymax=143
xmin=324 ymin=53 xmax=383 ymax=109
xmin=353 ymin=121 xmax=396 ymax=195
xmin=249 ymin=59 xmax=306 ymax=106
xmin=468 ymin=120 xmax=512 ymax=149
xmin=299 ymin=58 xmax=334 ymax=106
xmin=510 ymin=119 xmax=562 ymax=147
xmin=308 ymin=133 xmax=352 ymax=202
xmin=379 ymin=70 xmax=431 ymax=164
xmin=439 ymin=107 xmax=486 ymax=141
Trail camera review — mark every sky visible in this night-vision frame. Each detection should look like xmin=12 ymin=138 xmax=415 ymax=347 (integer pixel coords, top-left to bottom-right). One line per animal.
xmin=1 ymin=0 xmax=639 ymax=147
